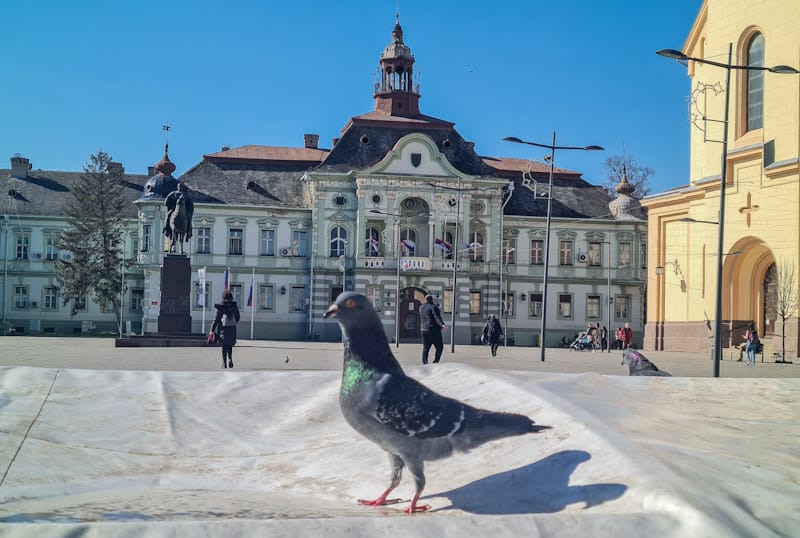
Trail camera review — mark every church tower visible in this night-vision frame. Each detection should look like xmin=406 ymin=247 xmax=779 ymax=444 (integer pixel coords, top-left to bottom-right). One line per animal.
xmin=373 ymin=16 xmax=420 ymax=117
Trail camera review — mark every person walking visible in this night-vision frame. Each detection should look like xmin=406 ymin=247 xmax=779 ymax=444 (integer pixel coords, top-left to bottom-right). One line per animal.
xmin=481 ymin=314 xmax=504 ymax=358
xmin=419 ymin=294 xmax=446 ymax=364
xmin=210 ymin=289 xmax=240 ymax=369
xmin=745 ymin=324 xmax=760 ymax=367
xmin=623 ymin=323 xmax=634 ymax=350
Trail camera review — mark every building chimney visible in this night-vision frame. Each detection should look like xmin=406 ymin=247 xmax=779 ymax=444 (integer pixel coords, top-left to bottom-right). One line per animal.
xmin=107 ymin=161 xmax=125 ymax=174
xmin=332 ymin=137 xmax=340 ymax=147
xmin=10 ymin=154 xmax=31 ymax=179
xmin=304 ymin=133 xmax=320 ymax=149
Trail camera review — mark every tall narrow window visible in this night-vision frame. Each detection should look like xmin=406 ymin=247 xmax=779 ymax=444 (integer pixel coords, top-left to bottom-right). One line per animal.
xmin=529 ymin=293 xmax=543 ymax=318
xmin=16 ymin=235 xmax=29 ymax=260
xmin=502 ymin=238 xmax=516 ymax=265
xmin=530 ymin=239 xmax=544 ymax=265
xmin=131 ymin=289 xmax=144 ymax=313
xmin=618 ymin=242 xmax=632 ymax=268
xmin=469 ymin=291 xmax=482 ymax=315
xmin=260 ymin=229 xmax=275 ymax=256
xmin=746 ymin=33 xmax=764 ymax=132
xmin=558 ymin=294 xmax=573 ymax=319
xmin=587 ymin=242 xmax=602 ymax=266
xmin=559 ymin=241 xmax=573 ymax=266
xmin=45 ymin=237 xmax=59 ymax=261
xmin=292 ymin=231 xmax=307 ymax=256
xmin=365 ymin=227 xmax=382 ymax=257
xmin=400 ymin=228 xmax=416 ymax=257
xmin=196 ymin=227 xmax=211 ymax=254
xmin=228 ymin=228 xmax=244 ymax=255
xmin=501 ymin=291 xmax=515 ymax=317
xmin=14 ymin=286 xmax=28 ymax=309
xmin=587 ymin=294 xmax=601 ymax=319
xmin=468 ymin=231 xmax=484 ymax=262
xmin=142 ymin=224 xmax=151 ymax=252
xmin=44 ymin=286 xmax=58 ymax=310
xmin=640 ymin=242 xmax=647 ymax=269
xmin=330 ymin=227 xmax=347 ymax=257
xmin=259 ymin=285 xmax=275 ymax=311
xmin=229 ymin=284 xmax=243 ymax=305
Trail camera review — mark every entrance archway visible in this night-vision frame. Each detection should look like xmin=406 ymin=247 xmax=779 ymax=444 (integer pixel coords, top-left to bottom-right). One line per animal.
xmin=398 ymin=287 xmax=427 ymax=341
xmin=728 ymin=236 xmax=774 ymax=337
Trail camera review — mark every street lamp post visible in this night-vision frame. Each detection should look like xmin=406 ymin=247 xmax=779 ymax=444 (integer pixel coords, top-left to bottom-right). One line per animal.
xmin=657 ymin=46 xmax=798 ymax=377
xmin=503 ymin=134 xmax=603 ymax=361
xmin=498 ymin=180 xmax=515 ymax=347
xmin=368 ymin=209 xmax=404 ymax=348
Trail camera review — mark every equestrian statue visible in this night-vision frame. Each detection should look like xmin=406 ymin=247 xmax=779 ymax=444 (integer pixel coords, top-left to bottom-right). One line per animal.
xmin=163 ymin=182 xmax=194 ymax=255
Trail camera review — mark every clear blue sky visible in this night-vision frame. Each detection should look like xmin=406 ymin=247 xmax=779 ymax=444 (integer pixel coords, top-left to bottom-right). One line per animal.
xmin=1 ymin=0 xmax=702 ymax=194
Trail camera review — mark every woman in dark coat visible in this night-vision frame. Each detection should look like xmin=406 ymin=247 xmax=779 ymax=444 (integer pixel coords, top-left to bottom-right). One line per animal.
xmin=210 ymin=289 xmax=240 ymax=368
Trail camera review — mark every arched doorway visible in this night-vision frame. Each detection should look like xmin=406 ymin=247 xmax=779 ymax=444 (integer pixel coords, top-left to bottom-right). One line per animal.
xmin=398 ymin=287 xmax=427 ymax=341
xmin=728 ymin=236 xmax=774 ymax=337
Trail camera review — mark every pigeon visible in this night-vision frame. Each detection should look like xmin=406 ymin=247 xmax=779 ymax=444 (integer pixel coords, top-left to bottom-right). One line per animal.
xmin=323 ymin=292 xmax=550 ymax=514
xmin=621 ymin=349 xmax=672 ymax=376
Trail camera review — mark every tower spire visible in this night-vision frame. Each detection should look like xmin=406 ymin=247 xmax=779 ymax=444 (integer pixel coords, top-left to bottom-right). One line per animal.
xmin=373 ymin=15 xmax=420 ymax=116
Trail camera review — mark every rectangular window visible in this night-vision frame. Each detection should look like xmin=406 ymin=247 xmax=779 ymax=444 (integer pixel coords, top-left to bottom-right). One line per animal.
xmin=131 ymin=238 xmax=140 ymax=256
xmin=529 ymin=293 xmax=542 ymax=318
xmin=588 ymin=242 xmax=602 ymax=266
xmin=228 ymin=228 xmax=244 ymax=255
xmin=442 ymin=289 xmax=453 ymax=314
xmin=469 ymin=291 xmax=481 ymax=315
xmin=16 ymin=235 xmax=29 ymax=260
xmin=290 ymin=286 xmax=306 ymax=311
xmin=196 ymin=227 xmax=211 ymax=254
xmin=14 ymin=286 xmax=28 ymax=309
xmin=367 ymin=286 xmax=382 ymax=310
xmin=501 ymin=291 xmax=515 ymax=318
xmin=502 ymin=238 xmax=516 ymax=265
xmin=587 ymin=294 xmax=601 ymax=319
xmin=260 ymin=229 xmax=276 ymax=256
xmin=640 ymin=242 xmax=647 ymax=269
xmin=131 ymin=289 xmax=144 ymax=313
xmin=292 ymin=231 xmax=307 ymax=257
xmin=73 ymin=295 xmax=87 ymax=312
xmin=142 ymin=224 xmax=151 ymax=252
xmin=559 ymin=241 xmax=573 ymax=266
xmin=530 ymin=239 xmax=544 ymax=265
xmin=331 ymin=285 xmax=343 ymax=304
xmin=194 ymin=282 xmax=210 ymax=309
xmin=615 ymin=295 xmax=631 ymax=321
xmin=618 ymin=242 xmax=631 ymax=268
xmin=558 ymin=294 xmax=573 ymax=319
xmin=44 ymin=286 xmax=58 ymax=310
xmin=229 ymin=284 xmax=243 ymax=305
xmin=443 ymin=224 xmax=456 ymax=260
xmin=259 ymin=284 xmax=275 ymax=311
xmin=45 ymin=237 xmax=59 ymax=261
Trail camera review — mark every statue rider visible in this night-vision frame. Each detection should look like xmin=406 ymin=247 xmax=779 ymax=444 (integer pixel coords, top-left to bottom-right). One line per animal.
xmin=163 ymin=182 xmax=194 ymax=242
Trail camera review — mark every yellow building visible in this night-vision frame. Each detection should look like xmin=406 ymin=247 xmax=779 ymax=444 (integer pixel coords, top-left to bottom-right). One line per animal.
xmin=643 ymin=0 xmax=800 ymax=356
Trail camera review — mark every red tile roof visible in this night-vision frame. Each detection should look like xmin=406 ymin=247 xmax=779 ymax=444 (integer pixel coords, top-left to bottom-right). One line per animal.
xmin=204 ymin=145 xmax=329 ymax=163
xmin=481 ymin=156 xmax=581 ymax=177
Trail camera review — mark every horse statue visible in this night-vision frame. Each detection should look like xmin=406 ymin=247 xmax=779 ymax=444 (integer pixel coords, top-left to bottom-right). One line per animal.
xmin=163 ymin=183 xmax=194 ymax=255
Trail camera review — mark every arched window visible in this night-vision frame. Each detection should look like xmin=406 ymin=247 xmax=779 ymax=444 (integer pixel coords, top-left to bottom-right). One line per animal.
xmin=468 ymin=231 xmax=484 ymax=262
xmin=746 ymin=33 xmax=764 ymax=131
xmin=329 ymin=227 xmax=347 ymax=257
xmin=365 ymin=227 xmax=382 ymax=257
xmin=400 ymin=228 xmax=416 ymax=256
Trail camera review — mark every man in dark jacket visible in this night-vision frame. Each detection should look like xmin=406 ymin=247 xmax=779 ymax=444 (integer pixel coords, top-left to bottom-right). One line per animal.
xmin=210 ymin=289 xmax=240 ymax=369
xmin=419 ymin=294 xmax=446 ymax=364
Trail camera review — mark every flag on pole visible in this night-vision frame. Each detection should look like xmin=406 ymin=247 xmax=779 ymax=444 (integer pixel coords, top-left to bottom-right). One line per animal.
xmin=247 ymin=283 xmax=253 ymax=307
xmin=369 ymin=237 xmax=381 ymax=254
xmin=401 ymin=239 xmax=416 ymax=251
xmin=197 ymin=267 xmax=206 ymax=307
xmin=434 ymin=238 xmax=452 ymax=253
xmin=223 ymin=269 xmax=229 ymax=290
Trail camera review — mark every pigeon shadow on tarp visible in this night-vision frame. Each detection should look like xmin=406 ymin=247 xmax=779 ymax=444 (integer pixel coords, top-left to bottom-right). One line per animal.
xmin=431 ymin=450 xmax=627 ymax=515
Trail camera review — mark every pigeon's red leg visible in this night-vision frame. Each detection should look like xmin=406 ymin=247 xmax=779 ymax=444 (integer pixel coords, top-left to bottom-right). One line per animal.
xmin=358 ymin=487 xmax=403 ymax=506
xmin=358 ymin=453 xmax=404 ymax=506
xmin=404 ymin=492 xmax=430 ymax=514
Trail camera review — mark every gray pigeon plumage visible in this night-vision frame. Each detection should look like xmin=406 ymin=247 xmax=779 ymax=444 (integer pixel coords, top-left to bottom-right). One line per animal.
xmin=323 ymin=291 xmax=550 ymax=514
xmin=621 ymin=349 xmax=672 ymax=376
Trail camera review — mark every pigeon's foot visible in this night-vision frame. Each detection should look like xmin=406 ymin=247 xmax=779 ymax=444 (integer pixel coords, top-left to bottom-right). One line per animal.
xmin=404 ymin=493 xmax=430 ymax=514
xmin=358 ymin=497 xmax=403 ymax=506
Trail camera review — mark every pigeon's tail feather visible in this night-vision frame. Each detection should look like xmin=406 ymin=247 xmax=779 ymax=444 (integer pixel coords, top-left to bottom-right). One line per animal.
xmin=453 ymin=409 xmax=550 ymax=451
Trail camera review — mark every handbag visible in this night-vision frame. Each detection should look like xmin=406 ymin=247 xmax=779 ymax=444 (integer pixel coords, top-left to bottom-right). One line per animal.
xmin=207 ymin=331 xmax=216 ymax=345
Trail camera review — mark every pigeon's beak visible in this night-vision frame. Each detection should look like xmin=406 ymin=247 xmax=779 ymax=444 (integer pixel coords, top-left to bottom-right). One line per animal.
xmin=323 ymin=304 xmax=339 ymax=319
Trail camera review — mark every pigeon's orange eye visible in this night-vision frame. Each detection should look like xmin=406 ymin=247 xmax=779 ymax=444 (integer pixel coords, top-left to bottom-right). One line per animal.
xmin=346 ymin=299 xmax=357 ymax=309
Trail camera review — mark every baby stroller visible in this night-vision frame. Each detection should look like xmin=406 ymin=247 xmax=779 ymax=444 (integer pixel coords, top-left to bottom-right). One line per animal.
xmin=569 ymin=331 xmax=592 ymax=351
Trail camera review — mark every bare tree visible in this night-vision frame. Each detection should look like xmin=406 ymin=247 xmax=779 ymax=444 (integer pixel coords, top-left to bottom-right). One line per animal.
xmin=602 ymin=155 xmax=654 ymax=199
xmin=766 ymin=259 xmax=799 ymax=363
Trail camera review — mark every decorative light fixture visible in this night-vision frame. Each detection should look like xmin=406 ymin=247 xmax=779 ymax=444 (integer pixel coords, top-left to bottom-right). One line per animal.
xmin=520 ymin=293 xmax=526 ymax=301
xmin=280 ymin=285 xmax=286 ymax=295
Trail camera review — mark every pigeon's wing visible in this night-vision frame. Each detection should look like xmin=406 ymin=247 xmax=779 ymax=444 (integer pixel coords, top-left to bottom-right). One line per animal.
xmin=371 ymin=373 xmax=474 ymax=440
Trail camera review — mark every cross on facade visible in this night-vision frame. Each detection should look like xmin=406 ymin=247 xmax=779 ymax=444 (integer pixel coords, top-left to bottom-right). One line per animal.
xmin=738 ymin=192 xmax=759 ymax=227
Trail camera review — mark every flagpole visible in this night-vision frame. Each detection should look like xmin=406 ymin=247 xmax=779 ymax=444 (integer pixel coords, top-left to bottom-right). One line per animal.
xmin=250 ymin=267 xmax=255 ymax=340
xmin=201 ymin=266 xmax=207 ymax=333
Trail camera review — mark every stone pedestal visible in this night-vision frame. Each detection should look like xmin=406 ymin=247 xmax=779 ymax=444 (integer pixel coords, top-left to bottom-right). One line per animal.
xmin=158 ymin=255 xmax=192 ymax=334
